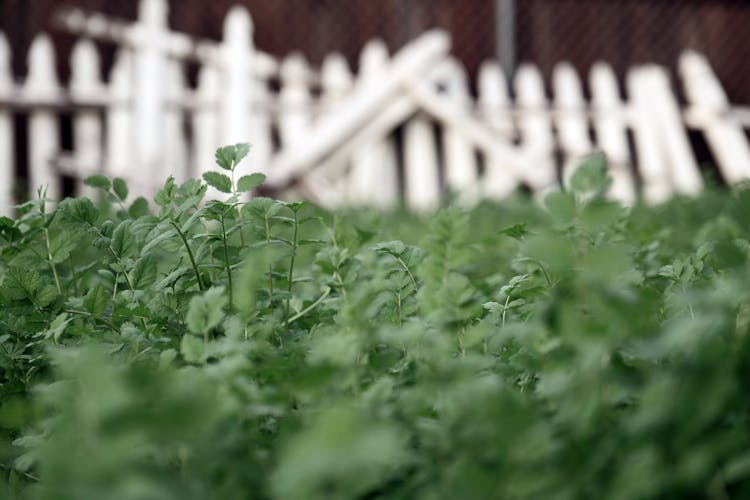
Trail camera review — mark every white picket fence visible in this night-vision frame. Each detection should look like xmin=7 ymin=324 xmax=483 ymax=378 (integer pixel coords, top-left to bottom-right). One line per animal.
xmin=2 ymin=0 xmax=750 ymax=216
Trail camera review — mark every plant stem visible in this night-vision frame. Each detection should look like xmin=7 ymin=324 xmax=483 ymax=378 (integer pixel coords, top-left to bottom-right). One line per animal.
xmin=265 ymin=214 xmax=274 ymax=298
xmin=396 ymin=256 xmax=418 ymax=291
xmin=169 ymin=221 xmax=205 ymax=291
xmin=43 ymin=227 xmax=61 ymax=294
xmin=285 ymin=210 xmax=299 ymax=320
xmin=287 ymin=287 xmax=331 ymax=324
xmin=221 ymin=216 xmax=234 ymax=309
xmin=65 ymin=309 xmax=119 ymax=333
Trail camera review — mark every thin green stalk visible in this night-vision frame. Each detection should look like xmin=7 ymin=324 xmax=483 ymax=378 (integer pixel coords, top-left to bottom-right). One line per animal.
xmin=231 ymin=170 xmax=246 ymax=247
xmin=221 ymin=217 xmax=234 ymax=309
xmin=396 ymin=256 xmax=418 ymax=291
xmin=169 ymin=221 xmax=205 ymax=291
xmin=285 ymin=210 xmax=299 ymax=321
xmin=265 ymin=214 xmax=274 ymax=297
xmin=43 ymin=227 xmax=61 ymax=294
xmin=287 ymin=287 xmax=331 ymax=324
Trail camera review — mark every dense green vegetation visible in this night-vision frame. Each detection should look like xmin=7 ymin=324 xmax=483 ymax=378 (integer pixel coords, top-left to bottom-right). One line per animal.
xmin=2 ymin=147 xmax=750 ymax=499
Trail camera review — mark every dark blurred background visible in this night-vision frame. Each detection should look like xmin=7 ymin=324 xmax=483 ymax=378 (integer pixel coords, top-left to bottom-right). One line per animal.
xmin=1 ymin=0 xmax=749 ymax=102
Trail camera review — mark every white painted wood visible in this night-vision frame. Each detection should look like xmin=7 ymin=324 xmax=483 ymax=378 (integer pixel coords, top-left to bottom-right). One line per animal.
xmin=265 ymin=30 xmax=450 ymax=187
xmin=320 ymin=52 xmax=352 ymax=112
xmin=646 ymin=66 xmax=702 ymax=195
xmin=627 ymin=67 xmax=672 ymax=204
xmin=589 ymin=62 xmax=635 ymax=204
xmin=477 ymin=60 xmax=517 ymax=200
xmin=106 ymin=50 xmax=133 ymax=184
xmin=0 ymin=33 xmax=13 ymax=215
xmin=441 ymin=58 xmax=478 ymax=204
xmin=132 ymin=0 xmax=168 ymax=182
xmin=679 ymin=50 xmax=750 ymax=183
xmin=192 ymin=63 xmax=220 ymax=182
xmin=164 ymin=59 xmax=188 ymax=183
xmin=70 ymin=39 xmax=104 ymax=198
xmin=514 ymin=64 xmax=556 ymax=192
xmin=278 ymin=52 xmax=312 ymax=147
xmin=553 ymin=62 xmax=592 ymax=184
xmin=348 ymin=39 xmax=399 ymax=207
xmin=25 ymin=34 xmax=61 ymax=201
xmin=404 ymin=113 xmax=440 ymax=211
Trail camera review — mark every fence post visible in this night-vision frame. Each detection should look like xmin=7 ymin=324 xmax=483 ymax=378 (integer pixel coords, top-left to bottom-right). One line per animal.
xmin=164 ymin=60 xmax=188 ymax=183
xmin=442 ymin=58 xmax=478 ymax=203
xmin=25 ymin=34 xmax=61 ymax=202
xmin=349 ymin=40 xmax=399 ymax=207
xmin=404 ymin=113 xmax=440 ymax=211
xmin=133 ymin=0 xmax=168 ymax=184
xmin=106 ymin=50 xmax=133 ymax=186
xmin=589 ymin=62 xmax=634 ymax=204
xmin=278 ymin=53 xmax=312 ymax=147
xmin=0 ymin=33 xmax=13 ymax=215
xmin=478 ymin=60 xmax=517 ymax=200
xmin=70 ymin=39 xmax=104 ymax=198
xmin=192 ymin=63 xmax=220 ymax=189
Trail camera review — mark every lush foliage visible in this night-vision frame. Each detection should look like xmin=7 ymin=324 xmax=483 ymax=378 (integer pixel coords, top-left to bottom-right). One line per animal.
xmin=2 ymin=149 xmax=750 ymax=499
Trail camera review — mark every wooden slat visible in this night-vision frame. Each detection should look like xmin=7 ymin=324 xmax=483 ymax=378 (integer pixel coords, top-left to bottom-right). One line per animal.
xmin=679 ymin=50 xmax=750 ymax=183
xmin=552 ymin=62 xmax=592 ymax=183
xmin=477 ymin=60 xmax=517 ymax=200
xmin=348 ymin=39 xmax=398 ymax=207
xmin=514 ymin=63 xmax=556 ymax=192
xmin=25 ymin=35 xmax=61 ymax=201
xmin=627 ymin=67 xmax=672 ymax=204
xmin=404 ymin=113 xmax=440 ymax=211
xmin=192 ymin=63 xmax=220 ymax=193
xmin=0 ymin=32 xmax=14 ymax=215
xmin=164 ymin=60 xmax=188 ymax=184
xmin=442 ymin=58 xmax=478 ymax=204
xmin=70 ymin=39 xmax=104 ymax=198
xmin=105 ymin=50 xmax=133 ymax=184
xmin=589 ymin=62 xmax=635 ymax=204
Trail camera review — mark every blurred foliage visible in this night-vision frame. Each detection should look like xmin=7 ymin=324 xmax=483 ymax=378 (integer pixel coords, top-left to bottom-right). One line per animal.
xmin=2 ymin=153 xmax=750 ymax=499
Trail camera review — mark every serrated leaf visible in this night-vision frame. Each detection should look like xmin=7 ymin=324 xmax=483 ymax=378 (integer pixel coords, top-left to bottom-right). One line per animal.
xmin=132 ymin=254 xmax=157 ymax=289
xmin=57 ymin=197 xmax=99 ymax=227
xmin=186 ymin=286 xmax=227 ymax=335
xmin=83 ymin=284 xmax=108 ymax=316
xmin=128 ymin=197 xmax=150 ymax=218
xmin=237 ymin=173 xmax=266 ymax=192
xmin=180 ymin=334 xmax=205 ymax=363
xmin=215 ymin=143 xmax=251 ymax=171
xmin=500 ymin=223 xmax=529 ymax=240
xmin=111 ymin=220 xmax=138 ymax=258
xmin=203 ymin=172 xmax=233 ymax=193
xmin=83 ymin=174 xmax=111 ymax=191
xmin=113 ymin=177 xmax=129 ymax=200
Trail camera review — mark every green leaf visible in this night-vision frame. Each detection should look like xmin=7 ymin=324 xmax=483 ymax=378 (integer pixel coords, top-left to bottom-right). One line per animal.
xmin=128 ymin=197 xmax=150 ymax=218
xmin=112 ymin=177 xmax=129 ymax=200
xmin=237 ymin=173 xmax=266 ymax=192
xmin=180 ymin=334 xmax=205 ymax=363
xmin=57 ymin=197 xmax=99 ymax=227
xmin=83 ymin=174 xmax=110 ymax=191
xmin=202 ymin=172 xmax=233 ymax=194
xmin=111 ymin=220 xmax=138 ymax=258
xmin=215 ymin=143 xmax=251 ymax=171
xmin=568 ymin=152 xmax=610 ymax=197
xmin=186 ymin=286 xmax=228 ymax=335
xmin=82 ymin=284 xmax=108 ymax=316
xmin=500 ymin=223 xmax=529 ymax=240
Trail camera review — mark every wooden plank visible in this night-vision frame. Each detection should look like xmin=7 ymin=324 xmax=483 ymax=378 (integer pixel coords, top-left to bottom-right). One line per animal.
xmin=192 ymin=63 xmax=220 ymax=191
xmin=647 ymin=66 xmax=702 ymax=195
xmin=441 ymin=58 xmax=478 ymax=204
xmin=25 ymin=35 xmax=61 ymax=202
xmin=278 ymin=53 xmax=312 ymax=148
xmin=589 ymin=62 xmax=635 ymax=204
xmin=626 ymin=67 xmax=672 ymax=204
xmin=514 ymin=63 xmax=556 ymax=192
xmin=348 ymin=40 xmax=398 ymax=207
xmin=404 ymin=113 xmax=441 ymax=211
xmin=679 ymin=50 xmax=750 ymax=183
xmin=70 ymin=39 xmax=104 ymax=198
xmin=105 ymin=50 xmax=133 ymax=188
xmin=163 ymin=60 xmax=188 ymax=184
xmin=265 ymin=30 xmax=450 ymax=187
xmin=477 ymin=60 xmax=517 ymax=200
xmin=552 ymin=62 xmax=592 ymax=184
xmin=0 ymin=32 xmax=13 ymax=215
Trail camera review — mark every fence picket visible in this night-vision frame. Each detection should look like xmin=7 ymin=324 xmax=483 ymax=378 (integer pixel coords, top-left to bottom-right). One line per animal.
xmin=349 ymin=40 xmax=398 ymax=207
xmin=589 ymin=62 xmax=635 ymax=204
xmin=106 ymin=50 xmax=133 ymax=185
xmin=627 ymin=67 xmax=672 ymax=204
xmin=278 ymin=53 xmax=312 ymax=147
xmin=25 ymin=34 xmax=61 ymax=201
xmin=70 ymin=39 xmax=104 ymax=198
xmin=192 ymin=63 xmax=220 ymax=186
xmin=164 ymin=60 xmax=188 ymax=184
xmin=0 ymin=33 xmax=13 ymax=215
xmin=442 ymin=58 xmax=478 ymax=203
xmin=477 ymin=61 xmax=517 ymax=200
xmin=553 ymin=62 xmax=592 ymax=183
xmin=679 ymin=51 xmax=750 ymax=183
xmin=404 ymin=113 xmax=440 ymax=211
xmin=514 ymin=64 xmax=556 ymax=192
xmin=647 ymin=66 xmax=702 ymax=195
